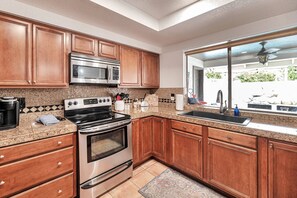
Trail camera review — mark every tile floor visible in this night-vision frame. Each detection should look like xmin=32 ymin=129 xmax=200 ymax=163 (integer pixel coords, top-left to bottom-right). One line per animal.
xmin=99 ymin=159 xmax=168 ymax=198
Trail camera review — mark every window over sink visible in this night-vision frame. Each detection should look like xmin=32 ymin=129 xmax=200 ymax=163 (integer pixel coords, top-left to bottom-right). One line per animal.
xmin=186 ymin=30 xmax=297 ymax=115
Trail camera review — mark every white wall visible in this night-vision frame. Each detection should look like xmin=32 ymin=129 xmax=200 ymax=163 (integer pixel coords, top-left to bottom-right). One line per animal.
xmin=160 ymin=9 xmax=297 ymax=88
xmin=0 ymin=0 xmax=161 ymax=53
xmin=160 ymin=50 xmax=184 ymax=88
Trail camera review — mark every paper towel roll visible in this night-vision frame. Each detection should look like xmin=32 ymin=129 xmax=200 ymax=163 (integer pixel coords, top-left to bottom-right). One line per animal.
xmin=175 ymin=94 xmax=184 ymax=111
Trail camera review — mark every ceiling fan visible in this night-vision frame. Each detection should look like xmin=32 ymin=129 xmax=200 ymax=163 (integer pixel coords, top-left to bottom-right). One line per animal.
xmin=257 ymin=41 xmax=280 ymax=64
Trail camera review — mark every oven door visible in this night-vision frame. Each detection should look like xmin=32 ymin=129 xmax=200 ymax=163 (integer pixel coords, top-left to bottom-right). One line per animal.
xmin=78 ymin=121 xmax=132 ymax=183
xmin=70 ymin=59 xmax=108 ymax=84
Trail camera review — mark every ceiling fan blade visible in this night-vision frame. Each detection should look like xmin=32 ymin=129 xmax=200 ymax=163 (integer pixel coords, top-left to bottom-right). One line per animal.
xmin=264 ymin=48 xmax=280 ymax=53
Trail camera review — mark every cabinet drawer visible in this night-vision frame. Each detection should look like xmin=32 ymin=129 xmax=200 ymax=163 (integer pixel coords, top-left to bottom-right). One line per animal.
xmin=208 ymin=127 xmax=257 ymax=149
xmin=0 ymin=147 xmax=73 ymax=197
xmin=0 ymin=134 xmax=73 ymax=165
xmin=13 ymin=173 xmax=73 ymax=198
xmin=171 ymin=120 xmax=202 ymax=135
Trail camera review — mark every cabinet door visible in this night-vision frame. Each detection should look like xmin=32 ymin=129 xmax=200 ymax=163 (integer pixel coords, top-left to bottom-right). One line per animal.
xmin=268 ymin=141 xmax=297 ymax=198
xmin=132 ymin=119 xmax=141 ymax=166
xmin=33 ymin=25 xmax=70 ymax=87
xmin=140 ymin=117 xmax=152 ymax=160
xmin=120 ymin=46 xmax=141 ymax=87
xmin=208 ymin=139 xmax=257 ymax=198
xmin=72 ymin=34 xmax=98 ymax=56
xmin=99 ymin=41 xmax=119 ymax=60
xmin=172 ymin=129 xmax=203 ymax=179
xmin=0 ymin=15 xmax=32 ymax=86
xmin=141 ymin=51 xmax=159 ymax=88
xmin=152 ymin=117 xmax=166 ymax=161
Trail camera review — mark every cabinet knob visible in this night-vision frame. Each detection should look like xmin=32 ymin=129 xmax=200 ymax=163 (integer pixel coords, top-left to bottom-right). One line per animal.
xmin=33 ymin=81 xmax=36 ymax=84
xmin=0 ymin=181 xmax=5 ymax=186
xmin=27 ymin=80 xmax=31 ymax=84
xmin=198 ymin=139 xmax=202 ymax=143
xmin=57 ymin=141 xmax=62 ymax=145
xmin=57 ymin=162 xmax=62 ymax=167
xmin=58 ymin=189 xmax=63 ymax=194
xmin=0 ymin=155 xmax=4 ymax=159
xmin=269 ymin=143 xmax=274 ymax=149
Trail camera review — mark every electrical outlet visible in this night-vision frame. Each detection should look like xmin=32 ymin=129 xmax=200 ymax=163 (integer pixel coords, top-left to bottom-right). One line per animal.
xmin=170 ymin=93 xmax=175 ymax=101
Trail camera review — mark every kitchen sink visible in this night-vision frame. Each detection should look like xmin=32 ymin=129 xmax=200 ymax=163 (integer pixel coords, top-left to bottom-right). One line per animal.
xmin=180 ymin=111 xmax=251 ymax=125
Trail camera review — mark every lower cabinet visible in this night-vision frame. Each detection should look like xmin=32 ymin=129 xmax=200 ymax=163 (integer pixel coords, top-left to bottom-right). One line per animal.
xmin=268 ymin=140 xmax=297 ymax=198
xmin=172 ymin=129 xmax=203 ymax=179
xmin=140 ymin=117 xmax=153 ymax=161
xmin=132 ymin=117 xmax=167 ymax=166
xmin=132 ymin=119 xmax=141 ymax=165
xmin=152 ymin=117 xmax=166 ymax=161
xmin=0 ymin=133 xmax=76 ymax=197
xmin=207 ymin=139 xmax=257 ymax=198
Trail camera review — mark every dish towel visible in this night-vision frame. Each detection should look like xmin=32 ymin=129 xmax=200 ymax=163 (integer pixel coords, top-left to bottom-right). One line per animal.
xmin=36 ymin=115 xmax=60 ymax=126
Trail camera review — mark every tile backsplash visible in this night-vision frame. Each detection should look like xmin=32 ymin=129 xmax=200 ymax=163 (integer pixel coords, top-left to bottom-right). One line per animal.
xmin=0 ymin=85 xmax=150 ymax=107
xmin=0 ymin=86 xmax=184 ymax=110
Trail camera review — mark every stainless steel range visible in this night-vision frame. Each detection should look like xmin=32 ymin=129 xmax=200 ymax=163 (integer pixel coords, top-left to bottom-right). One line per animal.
xmin=64 ymin=97 xmax=132 ymax=198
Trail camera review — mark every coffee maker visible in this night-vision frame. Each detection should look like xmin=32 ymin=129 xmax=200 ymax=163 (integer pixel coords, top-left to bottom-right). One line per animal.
xmin=0 ymin=97 xmax=20 ymax=131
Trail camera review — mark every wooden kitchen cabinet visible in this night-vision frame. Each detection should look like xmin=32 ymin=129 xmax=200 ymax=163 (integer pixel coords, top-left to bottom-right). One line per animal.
xmin=0 ymin=133 xmax=76 ymax=197
xmin=172 ymin=129 xmax=203 ymax=179
xmin=120 ymin=45 xmax=142 ymax=87
xmin=33 ymin=24 xmax=70 ymax=87
xmin=72 ymin=33 xmax=98 ymax=56
xmin=141 ymin=51 xmax=159 ymax=88
xmin=207 ymin=128 xmax=257 ymax=198
xmin=152 ymin=117 xmax=166 ymax=161
xmin=0 ymin=15 xmax=32 ymax=87
xmin=120 ymin=46 xmax=159 ymax=88
xmin=132 ymin=119 xmax=141 ymax=166
xmin=99 ymin=41 xmax=119 ymax=60
xmin=140 ymin=117 xmax=153 ymax=161
xmin=268 ymin=140 xmax=297 ymax=198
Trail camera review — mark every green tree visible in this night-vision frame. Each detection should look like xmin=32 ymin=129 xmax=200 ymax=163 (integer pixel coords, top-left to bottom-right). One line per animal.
xmin=237 ymin=71 xmax=276 ymax=82
xmin=288 ymin=66 xmax=297 ymax=80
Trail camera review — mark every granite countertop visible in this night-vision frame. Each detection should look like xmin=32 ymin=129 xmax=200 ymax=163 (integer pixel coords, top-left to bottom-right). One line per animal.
xmin=0 ymin=111 xmax=77 ymax=148
xmin=1 ymin=106 xmax=297 ymax=148
xmin=118 ymin=106 xmax=297 ymax=144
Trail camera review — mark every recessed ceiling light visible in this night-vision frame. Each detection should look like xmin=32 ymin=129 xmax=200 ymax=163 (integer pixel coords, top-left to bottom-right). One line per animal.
xmin=241 ymin=51 xmax=247 ymax=54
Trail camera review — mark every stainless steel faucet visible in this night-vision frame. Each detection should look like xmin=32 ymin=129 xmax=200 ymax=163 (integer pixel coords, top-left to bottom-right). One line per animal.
xmin=216 ymin=90 xmax=227 ymax=114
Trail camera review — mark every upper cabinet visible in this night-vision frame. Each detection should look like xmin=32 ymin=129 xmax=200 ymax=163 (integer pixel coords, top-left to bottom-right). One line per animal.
xmin=72 ymin=34 xmax=98 ymax=56
xmin=120 ymin=46 xmax=142 ymax=87
xmin=0 ymin=14 xmax=70 ymax=88
xmin=99 ymin=41 xmax=119 ymax=60
xmin=0 ymin=15 xmax=32 ymax=86
xmin=120 ymin=45 xmax=160 ymax=88
xmin=72 ymin=34 xmax=119 ymax=60
xmin=33 ymin=25 xmax=70 ymax=87
xmin=141 ymin=51 xmax=159 ymax=88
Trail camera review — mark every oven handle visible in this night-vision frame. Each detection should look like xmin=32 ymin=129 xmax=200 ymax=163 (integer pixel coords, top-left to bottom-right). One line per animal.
xmin=79 ymin=120 xmax=131 ymax=134
xmin=81 ymin=160 xmax=133 ymax=189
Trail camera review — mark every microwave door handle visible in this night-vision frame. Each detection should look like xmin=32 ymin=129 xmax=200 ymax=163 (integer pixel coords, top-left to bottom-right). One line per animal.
xmin=108 ymin=66 xmax=112 ymax=81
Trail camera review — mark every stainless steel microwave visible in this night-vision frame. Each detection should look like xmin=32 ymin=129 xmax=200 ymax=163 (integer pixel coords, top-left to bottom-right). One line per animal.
xmin=70 ymin=53 xmax=120 ymax=85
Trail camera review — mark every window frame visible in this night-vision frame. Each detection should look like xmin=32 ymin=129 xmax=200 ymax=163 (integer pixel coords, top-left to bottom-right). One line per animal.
xmin=185 ymin=27 xmax=297 ymax=115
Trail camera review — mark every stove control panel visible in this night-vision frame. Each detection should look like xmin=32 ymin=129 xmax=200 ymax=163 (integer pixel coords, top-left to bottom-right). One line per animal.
xmin=64 ymin=97 xmax=112 ymax=110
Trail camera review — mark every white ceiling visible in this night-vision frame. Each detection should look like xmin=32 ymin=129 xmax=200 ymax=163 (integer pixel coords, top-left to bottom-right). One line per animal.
xmin=122 ymin=0 xmax=199 ymax=19
xmin=16 ymin=0 xmax=297 ymax=48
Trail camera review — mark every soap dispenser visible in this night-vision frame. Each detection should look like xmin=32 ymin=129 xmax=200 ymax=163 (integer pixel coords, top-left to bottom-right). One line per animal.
xmin=234 ymin=104 xmax=240 ymax=116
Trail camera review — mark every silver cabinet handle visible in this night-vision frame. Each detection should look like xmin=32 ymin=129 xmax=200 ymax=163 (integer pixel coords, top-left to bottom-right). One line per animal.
xmin=58 ymin=189 xmax=63 ymax=194
xmin=0 ymin=155 xmax=4 ymax=159
xmin=57 ymin=162 xmax=62 ymax=167
xmin=0 ymin=181 xmax=5 ymax=186
xmin=57 ymin=141 xmax=62 ymax=145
